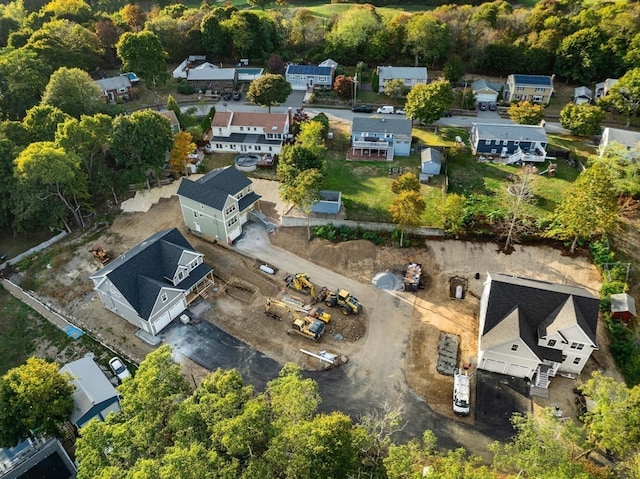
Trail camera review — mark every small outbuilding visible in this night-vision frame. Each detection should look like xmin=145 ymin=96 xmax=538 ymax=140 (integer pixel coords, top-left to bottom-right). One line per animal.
xmin=611 ymin=293 xmax=636 ymax=325
xmin=420 ymin=147 xmax=442 ymax=183
xmin=310 ymin=190 xmax=343 ymax=216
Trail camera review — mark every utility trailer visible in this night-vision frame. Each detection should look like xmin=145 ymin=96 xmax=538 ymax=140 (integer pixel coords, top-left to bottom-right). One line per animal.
xmin=404 ymin=262 xmax=423 ymax=292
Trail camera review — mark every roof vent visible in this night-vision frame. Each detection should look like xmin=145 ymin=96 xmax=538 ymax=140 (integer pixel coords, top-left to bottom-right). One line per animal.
xmin=272 ymin=126 xmax=278 ymax=130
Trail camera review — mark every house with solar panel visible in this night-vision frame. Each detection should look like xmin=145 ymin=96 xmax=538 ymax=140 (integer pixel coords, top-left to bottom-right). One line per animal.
xmin=504 ymin=74 xmax=554 ymax=105
xmin=285 ymin=63 xmax=335 ymax=91
xmin=90 ymin=228 xmax=215 ymax=335
xmin=177 ymin=166 xmax=261 ymax=244
xmin=377 ymin=66 xmax=428 ymax=94
xmin=478 ymin=273 xmax=599 ymax=389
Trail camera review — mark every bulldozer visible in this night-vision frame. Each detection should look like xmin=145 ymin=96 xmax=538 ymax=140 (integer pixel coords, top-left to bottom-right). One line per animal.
xmin=265 ymin=297 xmax=326 ymax=341
xmin=90 ymin=244 xmax=110 ymax=264
xmin=324 ymin=289 xmax=362 ymax=316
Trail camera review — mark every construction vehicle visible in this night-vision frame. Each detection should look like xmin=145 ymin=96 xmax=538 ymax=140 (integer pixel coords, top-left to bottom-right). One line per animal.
xmin=324 ymin=289 xmax=362 ymax=316
xmin=90 ymin=244 xmax=110 ymax=264
xmin=284 ymin=273 xmax=330 ymax=304
xmin=265 ymin=297 xmax=325 ymax=341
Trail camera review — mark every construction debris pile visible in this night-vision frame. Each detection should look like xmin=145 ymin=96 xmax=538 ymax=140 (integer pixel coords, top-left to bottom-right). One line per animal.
xmin=437 ymin=333 xmax=460 ymax=376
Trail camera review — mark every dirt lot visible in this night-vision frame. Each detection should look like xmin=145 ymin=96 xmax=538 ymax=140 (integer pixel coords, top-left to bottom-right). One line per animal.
xmin=19 ymin=178 xmax=622 ymax=432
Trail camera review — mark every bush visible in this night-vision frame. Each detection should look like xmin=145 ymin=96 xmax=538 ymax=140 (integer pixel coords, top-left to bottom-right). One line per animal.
xmin=605 ymin=315 xmax=640 ymax=386
xmin=177 ymin=80 xmax=195 ymax=95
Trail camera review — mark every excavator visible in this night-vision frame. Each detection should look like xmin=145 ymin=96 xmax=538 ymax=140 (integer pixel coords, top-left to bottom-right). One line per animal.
xmin=265 ymin=297 xmax=326 ymax=341
xmin=284 ymin=273 xmax=330 ymax=305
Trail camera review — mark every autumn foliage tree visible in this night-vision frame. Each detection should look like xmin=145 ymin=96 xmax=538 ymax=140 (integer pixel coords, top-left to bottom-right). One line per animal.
xmin=333 ymin=74 xmax=353 ymax=99
xmin=389 ymin=190 xmax=425 ymax=246
xmin=169 ymin=131 xmax=196 ymax=176
xmin=507 ymin=101 xmax=545 ymax=125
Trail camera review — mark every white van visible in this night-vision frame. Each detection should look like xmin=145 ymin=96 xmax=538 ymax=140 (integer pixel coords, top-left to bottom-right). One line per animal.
xmin=453 ymin=369 xmax=470 ymax=416
xmin=376 ymin=105 xmax=394 ymax=114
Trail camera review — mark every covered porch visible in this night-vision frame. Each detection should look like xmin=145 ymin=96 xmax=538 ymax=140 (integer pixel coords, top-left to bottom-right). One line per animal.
xmin=348 ymin=139 xmax=394 ymax=161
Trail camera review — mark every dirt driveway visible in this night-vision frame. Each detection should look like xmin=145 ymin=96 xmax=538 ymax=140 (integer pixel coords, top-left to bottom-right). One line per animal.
xmin=38 ymin=179 xmax=618 ymax=459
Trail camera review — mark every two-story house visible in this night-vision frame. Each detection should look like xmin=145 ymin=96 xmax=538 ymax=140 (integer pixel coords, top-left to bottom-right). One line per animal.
xmin=504 ymin=74 xmax=554 ymax=104
xmin=177 ymin=166 xmax=261 ymax=244
xmin=595 ymin=78 xmax=618 ymax=99
xmin=90 ymin=228 xmax=214 ymax=335
xmin=349 ymin=117 xmax=412 ymax=161
xmin=478 ymin=272 xmax=599 ymax=389
xmin=377 ymin=66 xmax=428 ymax=94
xmin=95 ymin=76 xmax=132 ymax=103
xmin=285 ymin=64 xmax=334 ymax=91
xmin=598 ymin=127 xmax=640 ymax=158
xmin=206 ymin=111 xmax=289 ymax=155
xmin=470 ymin=123 xmax=547 ymax=164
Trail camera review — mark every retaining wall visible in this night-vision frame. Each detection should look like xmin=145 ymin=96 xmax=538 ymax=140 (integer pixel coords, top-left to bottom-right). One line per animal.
xmin=281 ymin=216 xmax=445 ymax=237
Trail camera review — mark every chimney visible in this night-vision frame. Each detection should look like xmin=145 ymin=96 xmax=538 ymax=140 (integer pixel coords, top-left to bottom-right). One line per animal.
xmin=287 ymin=107 xmax=292 ymax=126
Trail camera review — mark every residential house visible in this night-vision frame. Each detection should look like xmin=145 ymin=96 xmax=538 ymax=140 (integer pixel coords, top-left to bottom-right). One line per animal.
xmin=173 ymin=55 xmax=208 ymax=79
xmin=478 ymin=272 xmax=599 ymax=388
xmin=469 ymin=123 xmax=547 ymax=164
xmin=177 ymin=166 xmax=261 ymax=243
xmin=350 ymin=117 xmax=412 ymax=161
xmin=471 ymin=79 xmax=503 ymax=104
xmin=610 ymin=293 xmax=636 ymax=325
xmin=0 ymin=438 xmax=76 ymax=479
xmin=95 ymin=76 xmax=132 ymax=103
xmin=573 ymin=86 xmax=593 ymax=105
xmin=206 ymin=111 xmax=290 ymax=155
xmin=60 ymin=356 xmax=122 ymax=429
xmin=158 ymin=110 xmax=181 ymax=134
xmin=598 ymin=127 xmax=640 ymax=157
xmin=595 ymin=78 xmax=618 ymax=99
xmin=419 ymin=148 xmax=443 ymax=183
xmin=504 ymin=74 xmax=554 ymax=104
xmin=90 ymin=228 xmax=215 ymax=335
xmin=188 ymin=64 xmax=237 ymax=92
xmin=285 ymin=64 xmax=334 ymax=91
xmin=319 ymin=58 xmax=338 ymax=69
xmin=377 ymin=66 xmax=428 ymax=94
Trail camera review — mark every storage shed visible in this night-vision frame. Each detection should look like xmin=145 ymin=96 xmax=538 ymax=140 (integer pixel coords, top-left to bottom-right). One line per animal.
xmin=611 ymin=293 xmax=636 ymax=324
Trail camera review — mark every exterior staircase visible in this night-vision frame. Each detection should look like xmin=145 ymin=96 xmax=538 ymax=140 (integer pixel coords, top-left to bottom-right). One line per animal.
xmin=534 ymin=364 xmax=551 ymax=388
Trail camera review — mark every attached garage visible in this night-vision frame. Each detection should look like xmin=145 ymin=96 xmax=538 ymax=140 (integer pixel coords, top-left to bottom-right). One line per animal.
xmin=481 ymin=358 xmax=506 ymax=374
xmin=151 ymin=300 xmax=186 ymax=335
xmin=475 ymin=93 xmax=497 ymax=103
xmin=506 ymin=363 xmax=531 ymax=378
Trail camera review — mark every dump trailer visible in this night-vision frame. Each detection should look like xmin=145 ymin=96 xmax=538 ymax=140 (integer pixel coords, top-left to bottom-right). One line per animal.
xmin=325 ymin=289 xmax=362 ymax=316
xmin=404 ymin=262 xmax=423 ymax=292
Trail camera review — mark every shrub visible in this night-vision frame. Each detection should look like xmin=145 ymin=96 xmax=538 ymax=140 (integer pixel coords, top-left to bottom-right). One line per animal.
xmin=177 ymin=80 xmax=195 ymax=95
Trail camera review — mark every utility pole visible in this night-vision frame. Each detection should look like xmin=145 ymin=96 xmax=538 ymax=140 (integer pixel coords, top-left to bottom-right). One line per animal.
xmin=352 ymin=72 xmax=358 ymax=106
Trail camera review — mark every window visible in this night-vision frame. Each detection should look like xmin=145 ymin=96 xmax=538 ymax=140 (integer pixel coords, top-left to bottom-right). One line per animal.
xmin=193 ymin=210 xmax=197 ymax=218
xmin=227 ymin=216 xmax=239 ymax=228
xmin=516 ymin=86 xmax=524 ymax=91
xmin=535 ymin=87 xmax=546 ymax=93
xmin=573 ymin=357 xmax=581 ymax=365
xmin=570 ymin=342 xmax=584 ymax=350
xmin=240 ymin=127 xmax=244 ymax=131
xmin=548 ymin=339 xmax=556 ymax=347
xmin=515 ymin=95 xmax=521 ymax=100
xmin=177 ymin=271 xmax=184 ymax=281
xmin=511 ymin=344 xmax=518 ymax=351
xmin=218 ymin=128 xmax=222 ymax=134
xmin=485 ymin=140 xmax=491 ymax=145
xmin=225 ymin=204 xmax=237 ymax=215
xmin=161 ymin=292 xmax=168 ymax=303
xmin=532 ymin=95 xmax=543 ymax=103
xmin=562 ymin=355 xmax=567 ymax=362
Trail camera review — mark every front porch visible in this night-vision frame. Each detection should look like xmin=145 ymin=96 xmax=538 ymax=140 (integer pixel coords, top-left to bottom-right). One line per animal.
xmin=186 ymin=271 xmax=216 ymax=303
xmin=347 ymin=139 xmax=394 ymax=162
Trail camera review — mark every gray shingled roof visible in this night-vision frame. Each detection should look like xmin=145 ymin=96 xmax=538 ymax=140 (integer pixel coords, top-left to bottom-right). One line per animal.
xmin=482 ymin=272 xmax=598 ymax=356
xmin=95 ymin=76 xmax=131 ymax=91
xmin=473 ymin=123 xmax=547 ymax=142
xmin=378 ymin=66 xmax=427 ymax=80
xmin=177 ymin=166 xmax=261 ymax=210
xmin=352 ymin=117 xmax=412 ymax=137
xmin=92 ymin=228 xmax=209 ymax=320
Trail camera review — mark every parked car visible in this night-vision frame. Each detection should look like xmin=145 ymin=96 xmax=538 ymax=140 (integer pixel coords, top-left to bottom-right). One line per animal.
xmin=352 ymin=104 xmax=373 ymax=113
xmin=222 ymin=92 xmax=232 ymax=101
xmin=233 ymin=91 xmax=242 ymax=101
xmin=377 ymin=105 xmax=395 ymax=114
xmin=443 ymin=110 xmax=452 ymax=117
xmin=478 ymin=102 xmax=487 ymax=111
xmin=395 ymin=108 xmax=406 ymax=115
xmin=109 ymin=357 xmax=131 ymax=382
xmin=489 ymin=102 xmax=497 ymax=111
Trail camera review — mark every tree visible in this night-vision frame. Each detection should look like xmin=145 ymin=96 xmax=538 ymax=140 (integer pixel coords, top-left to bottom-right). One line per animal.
xmin=247 ymin=0 xmax=271 ymax=10
xmin=607 ymin=67 xmax=640 ymax=127
xmin=389 ymin=190 xmax=425 ymax=246
xmin=333 ymin=74 xmax=353 ymax=100
xmin=405 ymin=80 xmax=454 ymax=125
xmin=120 ymin=4 xmax=146 ymax=31
xmin=545 ymin=160 xmax=619 ymax=253
xmin=116 ymin=31 xmax=169 ymax=85
xmin=280 ymin=168 xmax=323 ymax=240
xmin=405 ymin=13 xmax=450 ymax=67
xmin=559 ymin=103 xmax=605 ymax=136
xmin=14 ymin=141 xmax=89 ymax=229
xmin=436 ymin=193 xmax=467 ymax=236
xmin=246 ymin=74 xmax=291 ymax=112
xmin=391 ymin=172 xmax=420 ymax=194
xmin=295 ymin=120 xmax=325 ymax=157
xmin=41 ymin=67 xmax=104 ymax=118
xmin=554 ymin=27 xmax=605 ymax=84
xmin=169 ymin=131 xmax=195 ymax=177
xmin=165 ymin=94 xmax=182 ymax=126
xmin=0 ymin=357 xmax=74 ymax=447
xmin=0 ymin=48 xmax=51 ymax=120
xmin=0 ymin=138 xmax=18 ymax=227
xmin=201 ymin=10 xmax=231 ymax=59
xmin=109 ymin=110 xmax=173 ymax=183
xmin=325 ymin=4 xmax=383 ymax=64
xmin=384 ymin=78 xmax=408 ymax=102
xmin=507 ymin=101 xmax=545 ymax=125
xmin=502 ymin=165 xmax=536 ymax=252
xmin=22 ymin=104 xmax=71 ymax=143
xmin=443 ymin=54 xmax=465 ymax=83
xmin=490 ymin=410 xmax=597 ymax=479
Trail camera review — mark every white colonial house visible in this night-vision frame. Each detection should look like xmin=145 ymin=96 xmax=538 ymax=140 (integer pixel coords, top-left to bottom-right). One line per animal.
xmin=206 ymin=111 xmax=290 ymax=155
xmin=478 ymin=272 xmax=599 ymax=388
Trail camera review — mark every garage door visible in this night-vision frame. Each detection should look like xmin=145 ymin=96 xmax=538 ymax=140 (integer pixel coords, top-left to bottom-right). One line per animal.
xmin=476 ymin=93 xmax=497 ymax=103
xmin=506 ymin=364 xmax=530 ymax=378
xmin=152 ymin=301 xmax=186 ymax=334
xmin=481 ymin=358 xmax=506 ymax=374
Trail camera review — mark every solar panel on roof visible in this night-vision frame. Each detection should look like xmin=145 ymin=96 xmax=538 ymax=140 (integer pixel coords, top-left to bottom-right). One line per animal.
xmin=513 ymin=75 xmax=552 ymax=86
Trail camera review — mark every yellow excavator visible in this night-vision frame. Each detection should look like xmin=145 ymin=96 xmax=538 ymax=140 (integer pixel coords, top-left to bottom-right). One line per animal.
xmin=265 ymin=297 xmax=326 ymax=341
xmin=284 ymin=273 xmax=330 ymax=304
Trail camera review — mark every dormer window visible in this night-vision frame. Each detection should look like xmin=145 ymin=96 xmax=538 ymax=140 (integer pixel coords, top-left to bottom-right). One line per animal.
xmin=511 ymin=344 xmax=518 ymax=351
xmin=177 ymin=271 xmax=184 ymax=281
xmin=547 ymin=339 xmax=556 ymax=347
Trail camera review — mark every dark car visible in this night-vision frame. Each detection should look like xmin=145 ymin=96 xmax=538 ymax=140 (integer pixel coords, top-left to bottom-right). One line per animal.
xmin=222 ymin=92 xmax=232 ymax=101
xmin=489 ymin=102 xmax=497 ymax=111
xmin=351 ymin=104 xmax=373 ymax=113
xmin=478 ymin=102 xmax=487 ymax=111
xmin=233 ymin=91 xmax=242 ymax=101
xmin=443 ymin=110 xmax=452 ymax=117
